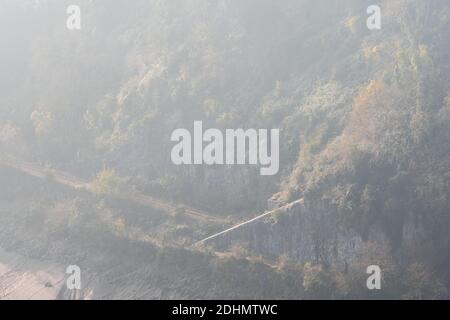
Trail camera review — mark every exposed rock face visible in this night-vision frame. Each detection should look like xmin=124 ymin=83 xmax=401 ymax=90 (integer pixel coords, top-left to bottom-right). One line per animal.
xmin=211 ymin=201 xmax=364 ymax=267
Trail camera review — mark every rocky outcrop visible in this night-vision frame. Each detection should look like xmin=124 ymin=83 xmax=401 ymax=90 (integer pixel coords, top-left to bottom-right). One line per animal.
xmin=211 ymin=200 xmax=364 ymax=267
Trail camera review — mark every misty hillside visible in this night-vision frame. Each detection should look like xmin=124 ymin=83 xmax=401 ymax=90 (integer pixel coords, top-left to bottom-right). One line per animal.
xmin=1 ymin=0 xmax=450 ymax=299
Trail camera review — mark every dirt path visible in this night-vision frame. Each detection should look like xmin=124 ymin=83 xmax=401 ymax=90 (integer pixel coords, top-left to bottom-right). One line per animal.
xmin=1 ymin=155 xmax=304 ymax=246
xmin=0 ymin=156 xmax=226 ymax=223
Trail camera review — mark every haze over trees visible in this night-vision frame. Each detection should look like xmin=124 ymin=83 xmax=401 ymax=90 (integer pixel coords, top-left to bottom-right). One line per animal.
xmin=1 ymin=0 xmax=450 ymax=299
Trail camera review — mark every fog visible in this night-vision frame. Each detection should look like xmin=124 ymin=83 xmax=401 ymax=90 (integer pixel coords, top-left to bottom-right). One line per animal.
xmin=1 ymin=0 xmax=450 ymax=300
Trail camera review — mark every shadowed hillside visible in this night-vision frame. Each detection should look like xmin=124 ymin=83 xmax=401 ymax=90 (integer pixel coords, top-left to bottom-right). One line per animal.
xmin=1 ymin=0 xmax=450 ymax=299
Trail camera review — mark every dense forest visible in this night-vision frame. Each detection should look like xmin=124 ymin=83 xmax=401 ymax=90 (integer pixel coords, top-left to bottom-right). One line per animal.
xmin=1 ymin=0 xmax=450 ymax=299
